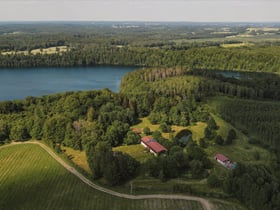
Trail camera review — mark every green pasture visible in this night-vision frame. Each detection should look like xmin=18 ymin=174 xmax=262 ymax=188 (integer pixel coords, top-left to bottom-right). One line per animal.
xmin=0 ymin=144 xmax=204 ymax=210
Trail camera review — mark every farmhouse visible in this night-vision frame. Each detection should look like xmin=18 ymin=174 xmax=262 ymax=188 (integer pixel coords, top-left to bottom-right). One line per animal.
xmin=214 ymin=153 xmax=236 ymax=169
xmin=141 ymin=136 xmax=167 ymax=156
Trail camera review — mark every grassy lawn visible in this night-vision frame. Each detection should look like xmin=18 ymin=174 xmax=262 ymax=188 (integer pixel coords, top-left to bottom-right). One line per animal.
xmin=186 ymin=122 xmax=207 ymax=142
xmin=113 ymin=144 xmax=153 ymax=163
xmin=0 ymin=144 xmax=205 ymax=210
xmin=61 ymin=145 xmax=91 ymax=174
xmin=132 ymin=117 xmax=160 ymax=132
xmin=205 ymin=114 xmax=274 ymax=167
xmin=132 ymin=117 xmax=206 ymax=141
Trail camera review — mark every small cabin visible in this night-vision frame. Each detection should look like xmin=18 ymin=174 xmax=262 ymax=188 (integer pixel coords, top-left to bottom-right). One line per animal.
xmin=215 ymin=154 xmax=230 ymax=166
xmin=214 ymin=153 xmax=236 ymax=169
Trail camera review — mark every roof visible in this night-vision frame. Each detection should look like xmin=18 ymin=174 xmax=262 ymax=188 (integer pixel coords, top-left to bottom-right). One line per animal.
xmin=141 ymin=136 xmax=168 ymax=154
xmin=148 ymin=141 xmax=168 ymax=153
xmin=141 ymin=136 xmax=153 ymax=143
xmin=215 ymin=154 xmax=229 ymax=162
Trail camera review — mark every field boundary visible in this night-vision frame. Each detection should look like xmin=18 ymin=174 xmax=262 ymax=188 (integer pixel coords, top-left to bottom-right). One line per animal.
xmin=2 ymin=141 xmax=213 ymax=210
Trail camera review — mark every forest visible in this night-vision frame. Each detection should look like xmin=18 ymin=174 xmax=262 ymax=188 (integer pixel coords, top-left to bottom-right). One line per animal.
xmin=1 ymin=22 xmax=280 ymax=210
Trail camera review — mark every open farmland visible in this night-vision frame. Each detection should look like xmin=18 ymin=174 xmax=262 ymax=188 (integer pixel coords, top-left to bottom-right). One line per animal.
xmin=0 ymin=143 xmax=206 ymax=210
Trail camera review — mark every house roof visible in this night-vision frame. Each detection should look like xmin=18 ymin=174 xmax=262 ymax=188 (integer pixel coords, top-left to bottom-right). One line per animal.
xmin=215 ymin=154 xmax=229 ymax=162
xmin=141 ymin=136 xmax=168 ymax=154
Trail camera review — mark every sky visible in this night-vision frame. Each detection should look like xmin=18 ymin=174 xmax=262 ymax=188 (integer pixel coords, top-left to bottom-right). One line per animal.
xmin=0 ymin=0 xmax=279 ymax=22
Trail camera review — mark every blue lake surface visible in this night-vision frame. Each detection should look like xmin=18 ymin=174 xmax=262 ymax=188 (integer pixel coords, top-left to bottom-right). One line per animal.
xmin=0 ymin=66 xmax=136 ymax=101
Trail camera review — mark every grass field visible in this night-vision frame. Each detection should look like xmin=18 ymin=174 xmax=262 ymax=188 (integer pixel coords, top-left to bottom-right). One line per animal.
xmin=62 ymin=145 xmax=91 ymax=174
xmin=220 ymin=43 xmax=253 ymax=48
xmin=0 ymin=144 xmax=205 ymax=210
xmin=205 ymin=113 xmax=273 ymax=165
xmin=31 ymin=46 xmax=68 ymax=55
xmin=211 ymin=201 xmax=247 ymax=210
xmin=113 ymin=144 xmax=154 ymax=163
xmin=1 ymin=46 xmax=69 ymax=56
xmin=132 ymin=117 xmax=207 ymax=141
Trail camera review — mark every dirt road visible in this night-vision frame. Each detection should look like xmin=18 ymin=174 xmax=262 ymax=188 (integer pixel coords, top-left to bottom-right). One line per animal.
xmin=2 ymin=141 xmax=213 ymax=210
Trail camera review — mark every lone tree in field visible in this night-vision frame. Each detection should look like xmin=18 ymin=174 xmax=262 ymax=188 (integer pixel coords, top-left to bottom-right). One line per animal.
xmin=226 ymin=129 xmax=237 ymax=145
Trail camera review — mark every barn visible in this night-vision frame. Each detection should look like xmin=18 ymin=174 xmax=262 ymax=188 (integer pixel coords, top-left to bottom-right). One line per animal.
xmin=141 ymin=136 xmax=167 ymax=156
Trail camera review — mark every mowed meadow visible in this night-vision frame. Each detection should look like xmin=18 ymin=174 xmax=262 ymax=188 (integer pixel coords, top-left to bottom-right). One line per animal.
xmin=0 ymin=144 xmax=204 ymax=210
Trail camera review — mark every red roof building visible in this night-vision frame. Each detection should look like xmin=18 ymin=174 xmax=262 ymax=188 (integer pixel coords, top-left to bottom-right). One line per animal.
xmin=215 ymin=154 xmax=229 ymax=163
xmin=141 ymin=136 xmax=167 ymax=156
xmin=214 ymin=153 xmax=234 ymax=169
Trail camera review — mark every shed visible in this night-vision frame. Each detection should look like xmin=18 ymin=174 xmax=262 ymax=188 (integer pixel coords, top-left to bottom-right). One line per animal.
xmin=215 ymin=153 xmax=230 ymax=166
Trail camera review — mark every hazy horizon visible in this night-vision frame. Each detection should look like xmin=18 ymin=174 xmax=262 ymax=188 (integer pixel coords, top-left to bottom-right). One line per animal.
xmin=0 ymin=0 xmax=279 ymax=22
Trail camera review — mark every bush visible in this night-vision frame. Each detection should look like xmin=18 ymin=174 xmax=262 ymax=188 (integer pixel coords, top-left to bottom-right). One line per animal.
xmin=143 ymin=127 xmax=151 ymax=135
xmin=124 ymin=131 xmax=141 ymax=145
xmin=173 ymin=184 xmax=193 ymax=193
xmin=248 ymin=137 xmax=259 ymax=144
xmin=225 ymin=129 xmax=236 ymax=145
xmin=214 ymin=135 xmax=224 ymax=145
xmin=160 ymin=123 xmax=171 ymax=132
xmin=207 ymin=173 xmax=221 ymax=188
xmin=253 ymin=150 xmax=261 ymax=160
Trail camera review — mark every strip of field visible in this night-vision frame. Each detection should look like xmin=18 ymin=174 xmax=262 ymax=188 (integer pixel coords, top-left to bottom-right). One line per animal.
xmin=0 ymin=142 xmax=211 ymax=210
xmin=1 ymin=46 xmax=69 ymax=55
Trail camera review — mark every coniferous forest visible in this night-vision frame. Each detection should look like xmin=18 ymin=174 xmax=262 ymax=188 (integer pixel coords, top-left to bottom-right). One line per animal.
xmin=1 ymin=22 xmax=280 ymax=210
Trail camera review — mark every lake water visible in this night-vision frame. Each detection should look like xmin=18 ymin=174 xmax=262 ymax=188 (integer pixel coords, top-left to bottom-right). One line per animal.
xmin=213 ymin=70 xmax=251 ymax=80
xmin=0 ymin=66 xmax=136 ymax=101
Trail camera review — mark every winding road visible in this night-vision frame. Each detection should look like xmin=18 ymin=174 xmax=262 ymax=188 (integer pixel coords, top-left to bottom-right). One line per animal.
xmin=3 ymin=141 xmax=213 ymax=210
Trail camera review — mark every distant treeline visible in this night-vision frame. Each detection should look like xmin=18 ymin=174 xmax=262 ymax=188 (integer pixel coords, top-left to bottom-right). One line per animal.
xmin=1 ymin=45 xmax=280 ymax=72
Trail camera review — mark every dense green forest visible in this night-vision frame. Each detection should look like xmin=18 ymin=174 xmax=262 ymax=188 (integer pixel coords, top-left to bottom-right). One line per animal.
xmin=2 ymin=44 xmax=280 ymax=72
xmin=1 ymin=22 xmax=280 ymax=72
xmin=1 ymin=22 xmax=280 ymax=210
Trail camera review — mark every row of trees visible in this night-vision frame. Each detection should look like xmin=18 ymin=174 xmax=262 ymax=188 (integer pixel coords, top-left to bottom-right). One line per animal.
xmin=214 ymin=97 xmax=280 ymax=153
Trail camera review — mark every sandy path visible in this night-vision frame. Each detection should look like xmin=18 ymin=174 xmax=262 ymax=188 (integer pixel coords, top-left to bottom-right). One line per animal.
xmin=1 ymin=141 xmax=213 ymax=210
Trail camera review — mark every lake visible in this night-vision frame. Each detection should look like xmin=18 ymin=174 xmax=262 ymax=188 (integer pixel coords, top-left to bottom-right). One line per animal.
xmin=213 ymin=70 xmax=252 ymax=80
xmin=0 ymin=66 xmax=136 ymax=101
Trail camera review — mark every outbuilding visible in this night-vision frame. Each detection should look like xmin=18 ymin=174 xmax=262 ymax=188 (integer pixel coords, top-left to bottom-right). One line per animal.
xmin=141 ymin=136 xmax=167 ymax=156
xmin=214 ymin=153 xmax=236 ymax=169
